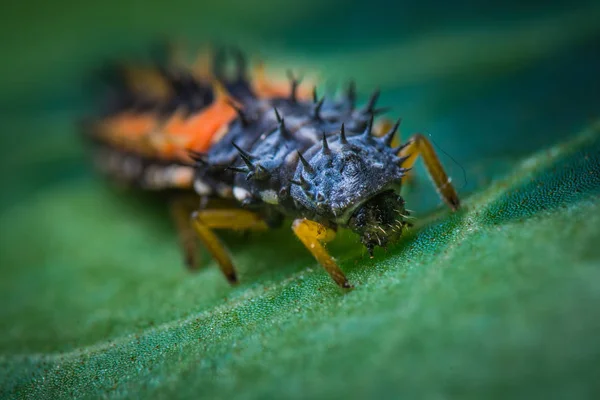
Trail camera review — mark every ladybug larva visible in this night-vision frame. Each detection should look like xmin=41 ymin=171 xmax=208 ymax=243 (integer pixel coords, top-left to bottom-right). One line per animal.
xmin=85 ymin=47 xmax=460 ymax=288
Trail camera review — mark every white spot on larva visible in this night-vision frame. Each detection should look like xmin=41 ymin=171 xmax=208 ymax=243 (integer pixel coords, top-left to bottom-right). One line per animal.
xmin=260 ymin=189 xmax=279 ymax=204
xmin=233 ymin=186 xmax=251 ymax=202
xmin=194 ymin=179 xmax=213 ymax=195
xmin=144 ymin=166 xmax=164 ymax=189
xmin=217 ymin=184 xmax=233 ymax=198
xmin=168 ymin=166 xmax=194 ymax=188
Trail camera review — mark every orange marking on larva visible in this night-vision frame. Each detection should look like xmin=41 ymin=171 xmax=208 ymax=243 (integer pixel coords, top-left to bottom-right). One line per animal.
xmin=111 ymin=113 xmax=158 ymax=138
xmin=96 ymin=113 xmax=159 ymax=156
xmin=142 ymin=82 xmax=238 ymax=160
xmin=182 ymin=102 xmax=236 ymax=152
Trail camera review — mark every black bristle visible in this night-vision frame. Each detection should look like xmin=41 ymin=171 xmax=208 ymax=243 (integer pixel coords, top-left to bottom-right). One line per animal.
xmin=278 ymin=117 xmax=288 ymax=138
xmin=372 ymin=107 xmax=391 ymax=116
xmin=231 ymin=47 xmax=247 ymax=80
xmin=290 ymin=175 xmax=311 ymax=190
xmin=364 ymin=89 xmax=380 ymax=113
xmin=287 ymin=70 xmax=299 ymax=102
xmin=247 ymin=164 xmax=270 ymax=180
xmin=297 ymin=151 xmax=315 ymax=175
xmin=274 ymin=107 xmax=282 ymax=123
xmin=392 ymin=141 xmax=411 ymax=155
xmin=321 ymin=133 xmax=331 ymax=155
xmin=226 ymin=100 xmax=248 ymax=126
xmin=347 ymin=81 xmax=356 ymax=109
xmin=396 ymin=155 xmax=411 ymax=166
xmin=212 ymin=46 xmax=226 ymax=81
xmin=227 ymin=165 xmax=250 ymax=173
xmin=362 ymin=115 xmax=374 ymax=138
xmin=313 ymin=97 xmax=325 ymax=119
xmin=340 ymin=123 xmax=348 ymax=144
xmin=232 ymin=142 xmax=255 ymax=169
xmin=382 ymin=118 xmax=402 ymax=146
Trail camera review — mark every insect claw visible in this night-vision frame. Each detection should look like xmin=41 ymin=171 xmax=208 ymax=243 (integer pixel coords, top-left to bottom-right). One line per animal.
xmin=368 ymin=248 xmax=374 ymax=257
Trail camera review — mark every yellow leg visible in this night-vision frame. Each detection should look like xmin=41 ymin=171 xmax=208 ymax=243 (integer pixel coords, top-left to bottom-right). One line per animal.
xmin=169 ymin=197 xmax=201 ymax=270
xmin=399 ymin=134 xmax=460 ymax=211
xmin=292 ymin=219 xmax=352 ymax=289
xmin=191 ymin=209 xmax=268 ymax=284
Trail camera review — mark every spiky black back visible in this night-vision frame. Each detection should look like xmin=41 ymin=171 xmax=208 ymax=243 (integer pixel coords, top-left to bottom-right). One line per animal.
xmin=96 ymin=47 xmax=254 ymax=118
xmin=194 ymin=87 xmax=408 ymax=229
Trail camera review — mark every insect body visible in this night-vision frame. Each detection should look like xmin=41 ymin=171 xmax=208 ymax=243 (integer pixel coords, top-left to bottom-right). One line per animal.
xmin=86 ymin=48 xmax=460 ymax=288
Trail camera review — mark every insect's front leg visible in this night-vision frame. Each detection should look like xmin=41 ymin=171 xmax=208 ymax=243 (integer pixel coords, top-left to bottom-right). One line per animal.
xmin=292 ymin=219 xmax=352 ymax=289
xmin=191 ymin=208 xmax=268 ymax=283
xmin=399 ymin=134 xmax=461 ymax=211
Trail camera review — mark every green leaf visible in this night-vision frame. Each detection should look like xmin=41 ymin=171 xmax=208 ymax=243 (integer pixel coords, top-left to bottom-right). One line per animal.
xmin=1 ymin=3 xmax=600 ymax=398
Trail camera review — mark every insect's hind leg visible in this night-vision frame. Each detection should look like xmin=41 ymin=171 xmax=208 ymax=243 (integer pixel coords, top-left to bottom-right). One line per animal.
xmin=169 ymin=196 xmax=202 ymax=270
xmin=399 ymin=134 xmax=460 ymax=211
xmin=191 ymin=208 xmax=268 ymax=284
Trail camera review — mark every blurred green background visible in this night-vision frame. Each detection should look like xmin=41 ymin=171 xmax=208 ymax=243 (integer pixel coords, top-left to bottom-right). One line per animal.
xmin=1 ymin=0 xmax=600 ymax=398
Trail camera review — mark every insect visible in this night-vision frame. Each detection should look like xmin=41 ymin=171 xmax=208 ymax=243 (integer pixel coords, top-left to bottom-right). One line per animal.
xmin=85 ymin=46 xmax=460 ymax=288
